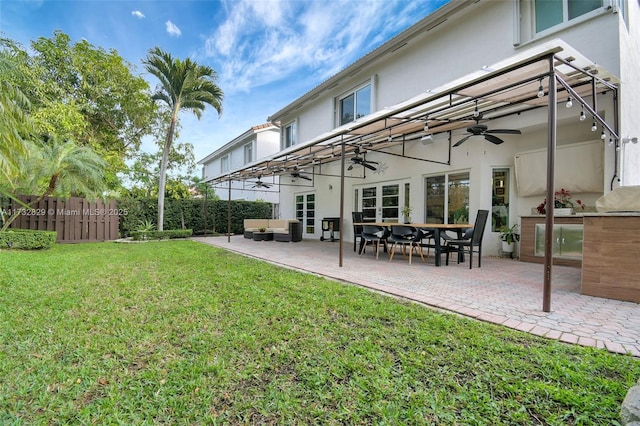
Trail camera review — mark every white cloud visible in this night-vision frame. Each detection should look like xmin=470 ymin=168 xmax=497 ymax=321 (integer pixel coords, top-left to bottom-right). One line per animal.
xmin=131 ymin=10 xmax=145 ymax=19
xmin=203 ymin=0 xmax=412 ymax=94
xmin=166 ymin=20 xmax=182 ymax=37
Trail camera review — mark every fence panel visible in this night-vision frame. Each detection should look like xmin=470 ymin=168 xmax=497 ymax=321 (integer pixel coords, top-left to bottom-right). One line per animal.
xmin=10 ymin=196 xmax=120 ymax=243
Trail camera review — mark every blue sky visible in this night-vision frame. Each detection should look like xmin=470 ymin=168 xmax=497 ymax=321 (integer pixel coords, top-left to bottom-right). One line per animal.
xmin=0 ymin=0 xmax=448 ymax=172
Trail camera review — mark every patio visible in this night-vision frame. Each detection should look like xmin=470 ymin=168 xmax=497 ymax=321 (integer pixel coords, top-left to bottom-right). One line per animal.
xmin=193 ymin=236 xmax=640 ymax=358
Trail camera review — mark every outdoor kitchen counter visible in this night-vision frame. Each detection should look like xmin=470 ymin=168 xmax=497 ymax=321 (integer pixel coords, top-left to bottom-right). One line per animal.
xmin=580 ymin=213 xmax=640 ymax=303
xmin=520 ymin=213 xmax=640 ymax=303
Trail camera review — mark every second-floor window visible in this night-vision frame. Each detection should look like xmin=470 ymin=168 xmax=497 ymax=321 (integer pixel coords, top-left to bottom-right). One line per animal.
xmin=535 ymin=0 xmax=602 ymax=33
xmin=339 ymin=83 xmax=371 ymax=126
xmin=221 ymin=154 xmax=229 ymax=173
xmin=244 ymin=142 xmax=253 ymax=164
xmin=284 ymin=121 xmax=297 ymax=149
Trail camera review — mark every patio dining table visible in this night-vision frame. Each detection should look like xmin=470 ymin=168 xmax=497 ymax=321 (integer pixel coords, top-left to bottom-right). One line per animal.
xmin=355 ymin=222 xmax=472 ymax=266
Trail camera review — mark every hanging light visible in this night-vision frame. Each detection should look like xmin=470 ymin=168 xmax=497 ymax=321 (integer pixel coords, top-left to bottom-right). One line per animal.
xmin=591 ymin=121 xmax=598 ymax=132
xmin=424 ymin=114 xmax=429 ymax=132
xmin=566 ymin=96 xmax=573 ymax=108
xmin=579 ymin=107 xmax=586 ymax=121
xmin=473 ymin=99 xmax=480 ymax=118
xmin=609 ymin=138 xmax=614 ymax=146
xmin=601 ymin=130 xmax=606 ymax=140
xmin=537 ymin=79 xmax=544 ymax=98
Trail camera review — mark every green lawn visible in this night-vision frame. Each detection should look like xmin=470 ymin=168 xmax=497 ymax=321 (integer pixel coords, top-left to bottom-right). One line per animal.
xmin=1 ymin=241 xmax=638 ymax=425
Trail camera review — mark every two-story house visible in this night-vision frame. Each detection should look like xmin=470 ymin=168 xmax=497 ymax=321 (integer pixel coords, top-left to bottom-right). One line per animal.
xmin=198 ymin=123 xmax=281 ymax=206
xmin=208 ymin=0 xmax=639 ymax=255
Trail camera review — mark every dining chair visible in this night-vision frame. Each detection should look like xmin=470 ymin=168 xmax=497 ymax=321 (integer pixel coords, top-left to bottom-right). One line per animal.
xmin=352 ymin=211 xmax=364 ymax=252
xmin=388 ymin=225 xmax=424 ymax=265
xmin=360 ymin=225 xmax=389 ymax=259
xmin=445 ymin=209 xmax=489 ymax=269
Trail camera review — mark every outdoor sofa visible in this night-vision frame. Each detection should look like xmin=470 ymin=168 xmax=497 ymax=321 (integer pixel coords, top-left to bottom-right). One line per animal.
xmin=243 ymin=219 xmax=302 ymax=242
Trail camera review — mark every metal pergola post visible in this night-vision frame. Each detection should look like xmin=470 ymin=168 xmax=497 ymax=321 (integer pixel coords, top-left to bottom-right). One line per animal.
xmin=543 ymin=54 xmax=557 ymax=313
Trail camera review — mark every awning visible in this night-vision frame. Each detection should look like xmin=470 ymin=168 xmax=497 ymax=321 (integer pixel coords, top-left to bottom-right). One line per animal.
xmin=207 ymin=39 xmax=619 ymax=187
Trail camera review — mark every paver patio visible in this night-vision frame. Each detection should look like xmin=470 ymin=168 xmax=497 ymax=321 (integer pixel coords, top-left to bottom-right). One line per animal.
xmin=193 ymin=236 xmax=640 ymax=357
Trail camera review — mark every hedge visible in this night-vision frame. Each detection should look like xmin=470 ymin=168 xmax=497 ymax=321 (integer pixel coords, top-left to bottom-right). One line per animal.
xmin=119 ymin=197 xmax=273 ymax=237
xmin=130 ymin=229 xmax=193 ymax=241
xmin=0 ymin=229 xmax=57 ymax=250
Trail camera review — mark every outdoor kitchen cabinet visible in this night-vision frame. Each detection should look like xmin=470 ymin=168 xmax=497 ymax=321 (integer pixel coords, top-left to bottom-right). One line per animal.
xmin=534 ymin=224 xmax=583 ymax=260
xmin=520 ymin=216 xmax=583 ymax=267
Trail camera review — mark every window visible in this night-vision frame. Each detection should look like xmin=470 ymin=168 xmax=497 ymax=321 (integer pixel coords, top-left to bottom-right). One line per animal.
xmin=425 ymin=172 xmax=470 ymax=224
xmin=339 ymin=83 xmax=371 ymax=126
xmin=492 ymin=168 xmax=510 ymax=232
xmin=220 ymin=154 xmax=229 ymax=173
xmin=534 ymin=0 xmax=602 ymax=33
xmin=283 ymin=121 xmax=297 ymax=149
xmin=243 ymin=142 xmax=253 ymax=164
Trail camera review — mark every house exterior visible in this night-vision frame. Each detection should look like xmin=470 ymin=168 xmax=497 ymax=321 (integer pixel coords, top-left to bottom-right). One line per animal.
xmin=198 ymin=123 xmax=280 ymax=204
xmin=209 ymin=0 xmax=639 ymax=256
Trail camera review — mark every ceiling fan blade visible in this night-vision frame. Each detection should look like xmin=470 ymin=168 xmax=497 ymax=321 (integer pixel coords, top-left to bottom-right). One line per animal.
xmin=347 ymin=164 xmax=354 ymax=171
xmin=453 ymin=135 xmax=472 ymax=147
xmin=364 ymin=160 xmax=378 ymax=165
xmin=299 ymin=174 xmax=312 ymax=181
xmin=484 ymin=134 xmax=504 ymax=145
xmin=486 ymin=129 xmax=521 ymax=134
xmin=363 ymin=162 xmax=377 ymax=171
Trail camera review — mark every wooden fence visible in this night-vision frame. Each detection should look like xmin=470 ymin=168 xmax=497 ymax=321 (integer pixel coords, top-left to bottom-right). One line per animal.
xmin=9 ymin=196 xmax=121 ymax=243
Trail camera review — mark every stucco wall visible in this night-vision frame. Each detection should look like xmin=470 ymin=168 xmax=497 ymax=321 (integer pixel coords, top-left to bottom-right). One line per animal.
xmin=273 ymin=0 xmax=629 ymax=254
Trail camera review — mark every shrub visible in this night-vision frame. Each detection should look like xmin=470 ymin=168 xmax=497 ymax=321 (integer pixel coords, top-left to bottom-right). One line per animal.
xmin=129 ymin=229 xmax=193 ymax=241
xmin=0 ymin=229 xmax=57 ymax=250
xmin=119 ymin=197 xmax=273 ymax=237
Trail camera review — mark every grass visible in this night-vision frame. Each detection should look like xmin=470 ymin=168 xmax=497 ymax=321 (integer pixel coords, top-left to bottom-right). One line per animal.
xmin=0 ymin=241 xmax=638 ymax=425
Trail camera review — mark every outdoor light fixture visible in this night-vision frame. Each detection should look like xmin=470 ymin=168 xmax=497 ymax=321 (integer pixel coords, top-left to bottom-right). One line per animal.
xmin=579 ymin=107 xmax=586 ymax=121
xmin=591 ymin=121 xmax=598 ymax=132
xmin=566 ymin=97 xmax=573 ymax=108
xmin=421 ymin=134 xmax=433 ymax=145
xmin=537 ymin=79 xmax=544 ymax=98
xmin=473 ymin=100 xmax=480 ymax=118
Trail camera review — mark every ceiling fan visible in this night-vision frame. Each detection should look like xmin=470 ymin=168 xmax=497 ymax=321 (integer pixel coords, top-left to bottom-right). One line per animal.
xmin=252 ymin=176 xmax=272 ymax=189
xmin=348 ymin=147 xmax=378 ymax=171
xmin=454 ymin=116 xmax=521 ymax=147
xmin=290 ymin=166 xmax=312 ymax=181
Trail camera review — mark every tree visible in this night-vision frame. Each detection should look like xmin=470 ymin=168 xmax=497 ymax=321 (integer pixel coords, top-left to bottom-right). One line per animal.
xmin=142 ymin=47 xmax=223 ymax=230
xmin=0 ymin=39 xmax=35 ymax=184
xmin=1 ymin=137 xmax=107 ymax=231
xmin=12 ymin=31 xmax=157 ymax=189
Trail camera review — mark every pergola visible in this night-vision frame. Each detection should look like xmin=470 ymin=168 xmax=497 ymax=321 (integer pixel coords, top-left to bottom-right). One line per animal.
xmin=208 ymin=40 xmax=620 ymax=312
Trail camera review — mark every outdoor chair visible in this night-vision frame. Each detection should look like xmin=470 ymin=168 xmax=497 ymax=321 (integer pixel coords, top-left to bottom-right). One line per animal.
xmin=359 ymin=225 xmax=389 ymax=259
xmin=352 ymin=212 xmax=364 ymax=252
xmin=418 ymin=228 xmax=435 ymax=257
xmin=445 ymin=209 xmax=489 ymax=269
xmin=388 ymin=225 xmax=424 ymax=265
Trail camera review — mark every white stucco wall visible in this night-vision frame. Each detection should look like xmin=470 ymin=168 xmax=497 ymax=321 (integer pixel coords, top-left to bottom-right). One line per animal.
xmin=618 ymin=0 xmax=640 ymax=186
xmin=271 ymin=0 xmax=630 ymax=254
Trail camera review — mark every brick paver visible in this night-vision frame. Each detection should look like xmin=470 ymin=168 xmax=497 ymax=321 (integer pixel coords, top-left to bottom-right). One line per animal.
xmin=193 ymin=236 xmax=640 ymax=357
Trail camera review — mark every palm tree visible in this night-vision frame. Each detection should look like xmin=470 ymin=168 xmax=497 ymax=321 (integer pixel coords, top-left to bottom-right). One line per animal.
xmin=1 ymin=137 xmax=107 ymax=231
xmin=142 ymin=47 xmax=223 ymax=231
xmin=0 ymin=44 xmax=34 ymax=185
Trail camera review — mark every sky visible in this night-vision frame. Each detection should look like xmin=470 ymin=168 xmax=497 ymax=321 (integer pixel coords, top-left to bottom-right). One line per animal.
xmin=0 ymin=0 xmax=449 ymax=174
